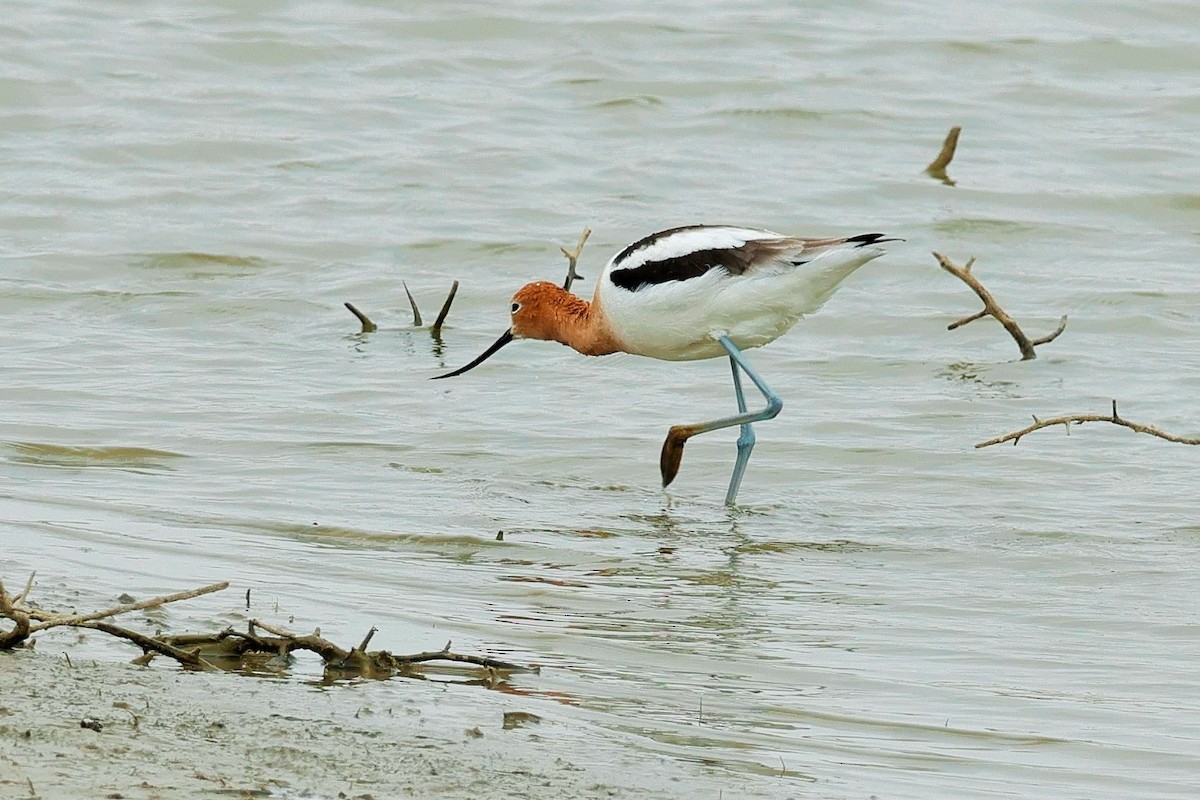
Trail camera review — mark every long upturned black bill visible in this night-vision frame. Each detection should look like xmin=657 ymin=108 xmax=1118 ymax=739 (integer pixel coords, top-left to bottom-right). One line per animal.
xmin=432 ymin=329 xmax=514 ymax=379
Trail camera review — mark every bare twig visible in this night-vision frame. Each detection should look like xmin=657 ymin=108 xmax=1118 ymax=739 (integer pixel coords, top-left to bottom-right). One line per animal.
xmin=378 ymin=647 xmax=529 ymax=673
xmin=355 ymin=626 xmax=378 ymax=654
xmin=14 ymin=571 xmax=36 ymax=604
xmin=977 ymin=400 xmax=1200 ymax=448
xmin=934 ymin=252 xmax=1067 ymax=360
xmin=3 ymin=580 xmax=228 ymax=655
xmin=947 ymin=309 xmax=988 ymax=330
xmin=346 ymin=282 xmax=459 ymax=335
xmin=0 ymin=578 xmax=32 ymax=648
xmin=925 ymin=126 xmax=961 ymax=186
xmin=1031 ymin=316 xmax=1069 ymax=346
xmin=244 ymin=619 xmax=532 ymax=676
xmin=5 ymin=575 xmax=534 ymax=680
xmin=84 ymin=621 xmax=212 ymax=669
xmin=251 ymin=617 xmax=308 ymax=641
xmin=431 ymin=280 xmax=459 ymax=334
xmin=27 ymin=581 xmax=229 ymax=632
xmin=250 ymin=618 xmax=355 ymax=662
xmin=344 ymin=302 xmax=378 ymax=333
xmin=402 ymin=281 xmax=423 ymax=327
xmin=561 ymin=227 xmax=591 ymax=293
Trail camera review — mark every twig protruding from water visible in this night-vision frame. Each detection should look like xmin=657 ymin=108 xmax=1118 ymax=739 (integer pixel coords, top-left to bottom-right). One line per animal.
xmin=344 ymin=282 xmax=460 ymax=335
xmin=403 ymin=281 xmax=423 ymax=327
xmin=934 ymin=252 xmax=1067 ymax=360
xmin=925 ymin=126 xmax=962 ymax=186
xmin=561 ymin=227 xmax=591 ymax=293
xmin=431 ymin=280 xmax=460 ymax=335
xmin=344 ymin=302 xmax=378 ymax=333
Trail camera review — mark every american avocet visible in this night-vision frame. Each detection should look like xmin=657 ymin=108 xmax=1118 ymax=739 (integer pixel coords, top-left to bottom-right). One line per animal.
xmin=435 ymin=225 xmax=896 ymax=505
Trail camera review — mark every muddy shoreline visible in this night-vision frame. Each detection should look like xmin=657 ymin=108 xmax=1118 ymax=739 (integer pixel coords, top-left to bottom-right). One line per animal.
xmin=0 ymin=649 xmax=735 ymax=800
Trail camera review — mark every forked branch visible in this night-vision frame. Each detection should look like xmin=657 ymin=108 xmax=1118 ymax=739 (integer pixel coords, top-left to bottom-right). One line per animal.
xmin=934 ymin=252 xmax=1067 ymax=360
xmin=977 ymin=400 xmax=1200 ymax=448
xmin=561 ymin=227 xmax=591 ymax=293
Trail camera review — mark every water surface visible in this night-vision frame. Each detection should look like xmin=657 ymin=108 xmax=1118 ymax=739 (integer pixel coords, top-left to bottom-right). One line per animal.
xmin=3 ymin=2 xmax=1199 ymax=797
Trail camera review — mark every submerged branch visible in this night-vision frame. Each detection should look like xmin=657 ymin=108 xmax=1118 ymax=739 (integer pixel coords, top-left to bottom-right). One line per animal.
xmin=977 ymin=400 xmax=1200 ymax=448
xmin=345 ymin=282 xmax=460 ymax=334
xmin=344 ymin=302 xmax=378 ymax=333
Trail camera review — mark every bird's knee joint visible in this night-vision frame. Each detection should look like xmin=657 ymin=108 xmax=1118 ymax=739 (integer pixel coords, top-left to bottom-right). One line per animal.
xmin=765 ymin=395 xmax=783 ymax=418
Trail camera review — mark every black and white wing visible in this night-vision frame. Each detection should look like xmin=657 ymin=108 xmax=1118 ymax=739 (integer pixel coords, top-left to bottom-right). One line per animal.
xmin=603 ymin=225 xmax=891 ymax=292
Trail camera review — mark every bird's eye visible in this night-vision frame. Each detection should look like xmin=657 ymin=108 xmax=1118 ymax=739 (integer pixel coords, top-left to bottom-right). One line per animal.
xmin=511 ymin=302 xmax=521 ymax=314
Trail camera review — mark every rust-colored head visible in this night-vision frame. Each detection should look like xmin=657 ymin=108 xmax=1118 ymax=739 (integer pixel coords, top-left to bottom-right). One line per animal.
xmin=509 ymin=281 xmax=577 ymax=342
xmin=432 ymin=281 xmax=584 ymax=379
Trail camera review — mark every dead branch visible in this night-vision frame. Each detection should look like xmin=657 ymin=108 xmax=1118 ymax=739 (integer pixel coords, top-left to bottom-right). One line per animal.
xmin=561 ymin=227 xmax=591 ymax=293
xmin=344 ymin=302 xmax=378 ymax=333
xmin=26 ymin=581 xmax=229 ymax=632
xmin=2 ymin=575 xmax=535 ymax=683
xmin=402 ymin=281 xmax=423 ymax=327
xmin=379 ymin=645 xmax=528 ymax=673
xmin=84 ymin=621 xmax=212 ymax=669
xmin=925 ymin=126 xmax=961 ymax=186
xmin=0 ymin=582 xmax=225 ymax=657
xmin=977 ymin=400 xmax=1200 ymax=448
xmin=431 ymin=280 xmax=459 ymax=334
xmin=250 ymin=618 xmax=353 ymax=662
xmin=345 ymin=226 xmax=587 ymax=334
xmin=345 ymin=282 xmax=459 ymax=335
xmin=14 ymin=571 xmax=36 ymax=604
xmin=237 ymin=619 xmax=532 ymax=678
xmin=934 ymin=252 xmax=1067 ymax=360
xmin=0 ymin=577 xmax=31 ymax=649
xmin=354 ymin=626 xmax=378 ymax=654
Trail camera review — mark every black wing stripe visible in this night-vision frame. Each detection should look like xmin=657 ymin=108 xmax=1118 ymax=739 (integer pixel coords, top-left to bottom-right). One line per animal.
xmin=610 ymin=246 xmax=760 ymax=292
xmin=844 ymin=233 xmax=893 ymax=246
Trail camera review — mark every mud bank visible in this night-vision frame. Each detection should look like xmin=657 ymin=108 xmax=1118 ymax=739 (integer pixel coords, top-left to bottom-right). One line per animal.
xmin=0 ymin=650 xmax=730 ymax=799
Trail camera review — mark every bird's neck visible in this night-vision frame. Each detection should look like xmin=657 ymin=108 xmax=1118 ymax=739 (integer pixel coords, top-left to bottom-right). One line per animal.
xmin=546 ymin=289 xmax=623 ymax=357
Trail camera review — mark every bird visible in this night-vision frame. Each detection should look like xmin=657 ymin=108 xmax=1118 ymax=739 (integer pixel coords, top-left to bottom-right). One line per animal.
xmin=434 ymin=224 xmax=896 ymax=504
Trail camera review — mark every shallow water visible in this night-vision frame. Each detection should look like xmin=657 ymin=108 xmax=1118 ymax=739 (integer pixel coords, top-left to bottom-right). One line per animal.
xmin=3 ymin=1 xmax=1199 ymax=797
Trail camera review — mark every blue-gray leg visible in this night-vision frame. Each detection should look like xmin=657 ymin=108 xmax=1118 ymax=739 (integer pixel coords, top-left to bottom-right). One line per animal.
xmin=658 ymin=335 xmax=783 ymax=505
xmin=726 ymin=352 xmax=756 ymax=505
